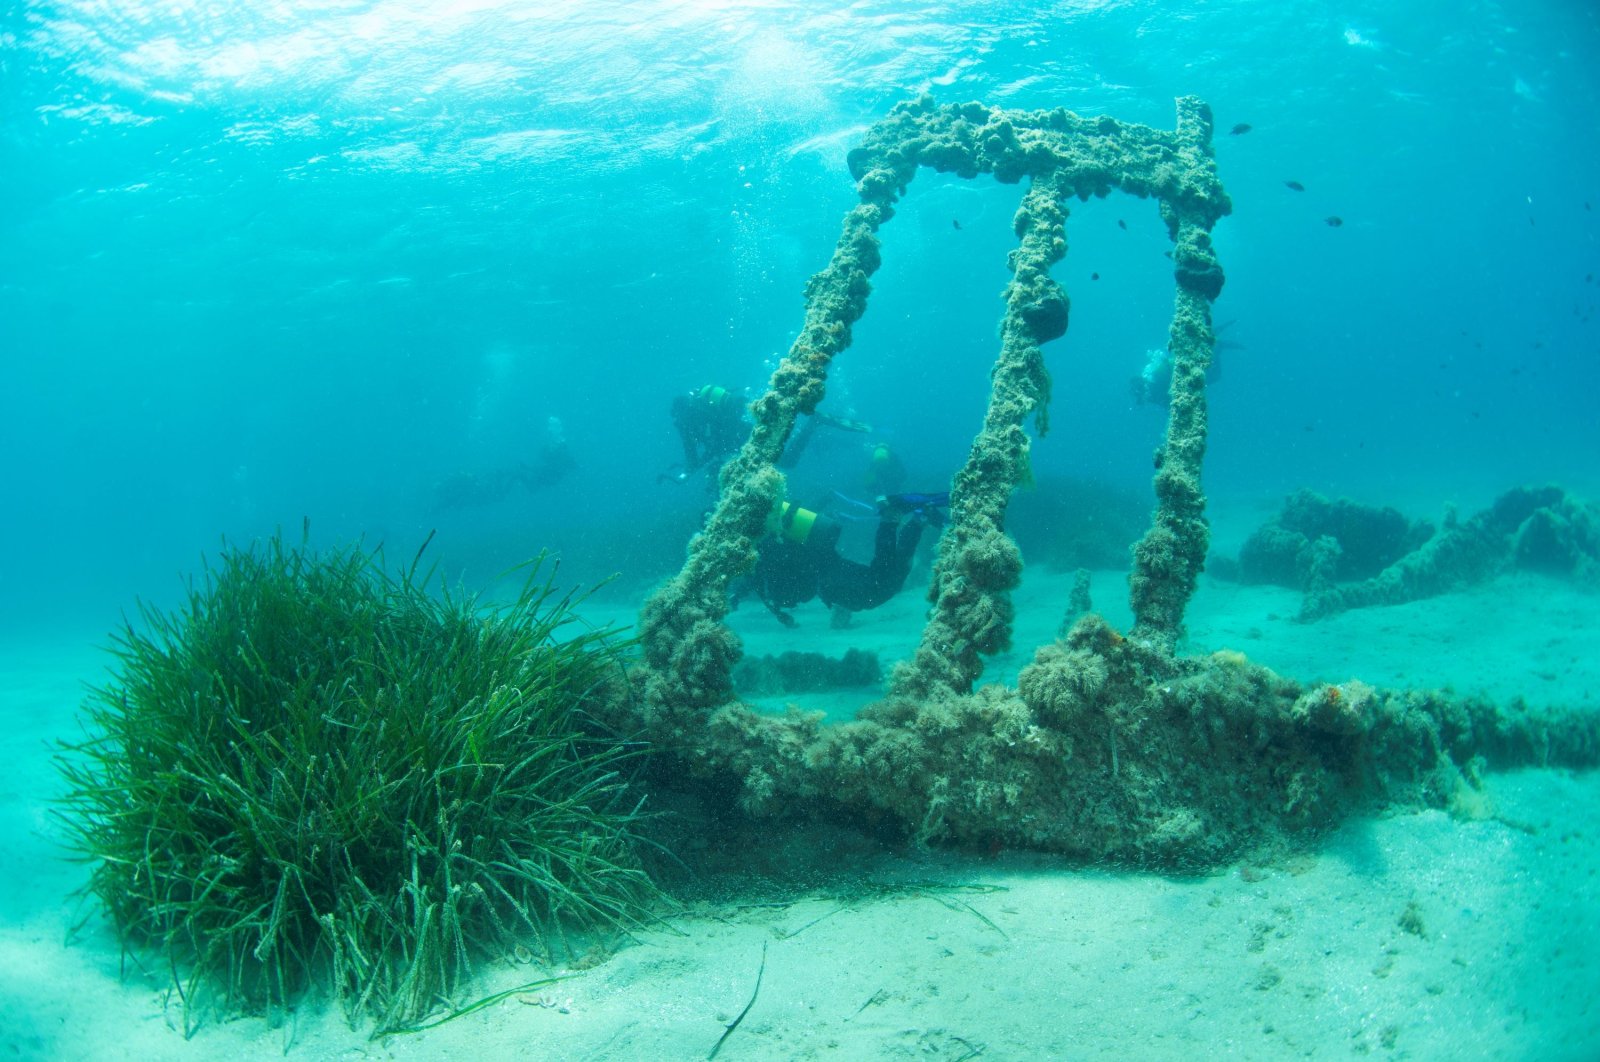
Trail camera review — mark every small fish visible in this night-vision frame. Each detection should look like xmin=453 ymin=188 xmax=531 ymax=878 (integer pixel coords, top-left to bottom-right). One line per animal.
xmin=1117 ymin=219 xmax=1127 ymax=230
xmin=1284 ymin=180 xmax=1305 ymax=192
xmin=1091 ymin=272 xmax=1100 ymax=281
xmin=1325 ymin=215 xmax=1343 ymax=227
xmin=952 ymin=219 xmax=962 ymax=230
xmin=1230 ymin=123 xmax=1252 ymax=136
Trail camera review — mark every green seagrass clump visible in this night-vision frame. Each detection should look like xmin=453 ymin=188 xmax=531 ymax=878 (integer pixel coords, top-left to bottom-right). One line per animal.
xmin=55 ymin=533 xmax=660 ymax=1033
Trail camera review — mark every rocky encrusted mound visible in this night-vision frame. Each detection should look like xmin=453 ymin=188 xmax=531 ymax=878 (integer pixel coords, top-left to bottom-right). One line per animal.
xmin=733 ymin=649 xmax=881 ymax=697
xmin=1216 ymin=485 xmax=1600 ymax=621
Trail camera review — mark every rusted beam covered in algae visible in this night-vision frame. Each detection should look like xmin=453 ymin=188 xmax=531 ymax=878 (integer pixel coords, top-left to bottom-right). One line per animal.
xmin=640 ymin=95 xmax=1231 ymax=713
xmin=616 ymin=97 xmax=1599 ymax=866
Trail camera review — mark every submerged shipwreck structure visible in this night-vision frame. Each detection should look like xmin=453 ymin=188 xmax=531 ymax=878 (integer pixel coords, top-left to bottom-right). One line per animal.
xmin=618 ymin=97 xmax=1598 ymax=866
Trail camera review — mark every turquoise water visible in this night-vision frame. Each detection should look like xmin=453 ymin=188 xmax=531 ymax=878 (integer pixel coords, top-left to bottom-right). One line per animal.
xmin=3 ymin=2 xmax=1599 ymax=1057
xmin=4 ymin=0 xmax=1597 ymax=631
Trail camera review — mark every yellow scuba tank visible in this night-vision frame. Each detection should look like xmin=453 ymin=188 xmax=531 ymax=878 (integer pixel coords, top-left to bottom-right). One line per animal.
xmin=766 ymin=500 xmax=819 ymax=545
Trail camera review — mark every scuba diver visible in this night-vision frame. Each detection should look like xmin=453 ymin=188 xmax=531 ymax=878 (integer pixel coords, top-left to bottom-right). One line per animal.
xmin=1129 ymin=323 xmax=1234 ymax=405
xmin=431 ymin=416 xmax=575 ymax=513
xmin=1130 ymin=346 xmax=1175 ymax=405
xmin=739 ymin=492 xmax=949 ymax=627
xmin=862 ymin=441 xmax=907 ymax=497
xmin=515 ymin=416 xmax=576 ymax=490
xmin=664 ymin=385 xmax=877 ymax=485
xmin=666 ymin=385 xmax=748 ymax=481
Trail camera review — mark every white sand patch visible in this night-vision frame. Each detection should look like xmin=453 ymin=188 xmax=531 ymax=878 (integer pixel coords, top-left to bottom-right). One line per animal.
xmin=6 ymin=567 xmax=1596 ymax=1059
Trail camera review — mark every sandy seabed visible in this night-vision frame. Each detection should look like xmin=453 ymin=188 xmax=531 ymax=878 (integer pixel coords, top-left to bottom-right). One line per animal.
xmin=4 ymin=563 xmax=1596 ymax=1061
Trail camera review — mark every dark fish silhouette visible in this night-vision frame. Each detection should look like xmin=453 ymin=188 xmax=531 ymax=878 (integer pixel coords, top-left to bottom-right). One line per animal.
xmin=1284 ymin=180 xmax=1305 ymax=192
xmin=1325 ymin=216 xmax=1343 ymax=227
xmin=952 ymin=219 xmax=962 ymax=230
xmin=1091 ymin=272 xmax=1100 ymax=281
xmin=1230 ymin=123 xmax=1252 ymax=135
xmin=1117 ymin=219 xmax=1126 ymax=229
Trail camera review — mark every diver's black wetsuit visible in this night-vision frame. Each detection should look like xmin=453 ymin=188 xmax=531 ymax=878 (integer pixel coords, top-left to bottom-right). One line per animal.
xmin=820 ymin=517 xmax=924 ymax=611
xmin=750 ymin=515 xmax=925 ymax=622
